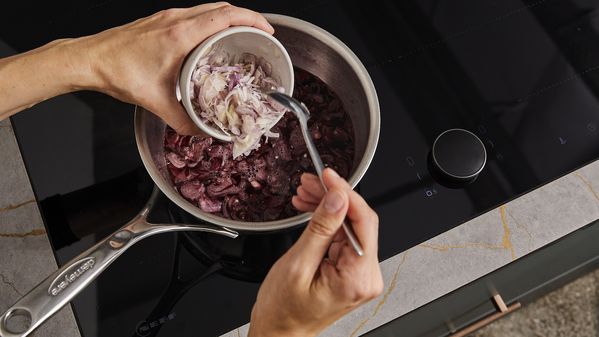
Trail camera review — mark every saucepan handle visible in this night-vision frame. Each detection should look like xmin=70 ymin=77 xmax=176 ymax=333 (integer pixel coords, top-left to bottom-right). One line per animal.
xmin=0 ymin=213 xmax=154 ymax=337
xmin=0 ymin=188 xmax=238 ymax=337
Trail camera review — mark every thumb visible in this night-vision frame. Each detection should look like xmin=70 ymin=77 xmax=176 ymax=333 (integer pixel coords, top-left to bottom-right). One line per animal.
xmin=293 ymin=187 xmax=349 ymax=277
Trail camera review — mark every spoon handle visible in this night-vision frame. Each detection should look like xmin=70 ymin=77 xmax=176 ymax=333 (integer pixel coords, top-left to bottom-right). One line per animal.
xmin=300 ymin=121 xmax=365 ymax=257
xmin=266 ymin=91 xmax=364 ymax=256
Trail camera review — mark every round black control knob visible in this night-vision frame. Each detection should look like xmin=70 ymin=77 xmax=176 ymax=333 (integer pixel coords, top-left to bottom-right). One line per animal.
xmin=428 ymin=129 xmax=487 ymax=187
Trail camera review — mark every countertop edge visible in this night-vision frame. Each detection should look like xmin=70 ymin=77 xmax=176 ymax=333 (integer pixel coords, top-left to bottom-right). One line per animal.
xmin=0 ymin=119 xmax=81 ymax=337
xmin=222 ymin=160 xmax=599 ymax=336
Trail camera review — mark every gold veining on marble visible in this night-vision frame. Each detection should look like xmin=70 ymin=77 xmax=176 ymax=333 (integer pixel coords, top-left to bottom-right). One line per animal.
xmin=349 ymin=252 xmax=410 ymax=337
xmin=507 ymin=209 xmax=533 ymax=251
xmin=416 ymin=207 xmax=517 ymax=261
xmin=499 ymin=206 xmax=516 ymax=260
xmin=0 ymin=228 xmax=46 ymax=238
xmin=574 ymin=172 xmax=599 ymax=203
xmin=372 ymin=253 xmax=408 ymax=316
xmin=0 ymin=198 xmax=35 ymax=212
xmin=418 ymin=242 xmax=505 ymax=251
xmin=347 ymin=206 xmax=520 ymax=336
xmin=349 ymin=318 xmax=369 ymax=337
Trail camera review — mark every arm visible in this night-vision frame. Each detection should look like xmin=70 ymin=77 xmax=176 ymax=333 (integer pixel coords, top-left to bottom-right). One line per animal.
xmin=0 ymin=39 xmax=93 ymax=120
xmin=0 ymin=4 xmax=383 ymax=335
xmin=0 ymin=2 xmax=274 ymax=135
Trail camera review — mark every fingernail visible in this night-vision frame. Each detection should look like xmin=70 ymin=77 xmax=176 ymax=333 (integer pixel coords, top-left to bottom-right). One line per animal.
xmin=327 ymin=168 xmax=340 ymax=179
xmin=324 ymin=190 xmax=344 ymax=213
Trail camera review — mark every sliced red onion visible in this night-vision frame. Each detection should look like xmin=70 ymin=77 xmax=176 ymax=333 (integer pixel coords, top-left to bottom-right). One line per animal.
xmin=199 ymin=197 xmax=222 ymax=213
xmin=190 ymin=50 xmax=287 ymax=158
xmin=180 ymin=181 xmax=205 ymax=201
xmin=166 ymin=152 xmax=186 ymax=168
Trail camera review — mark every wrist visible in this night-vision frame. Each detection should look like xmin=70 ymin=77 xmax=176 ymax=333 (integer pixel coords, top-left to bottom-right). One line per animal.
xmin=0 ymin=37 xmax=103 ymax=118
xmin=44 ymin=37 xmax=103 ymax=93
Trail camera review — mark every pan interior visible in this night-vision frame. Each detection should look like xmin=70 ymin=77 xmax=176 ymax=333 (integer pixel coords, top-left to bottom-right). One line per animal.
xmin=134 ymin=16 xmax=379 ymax=231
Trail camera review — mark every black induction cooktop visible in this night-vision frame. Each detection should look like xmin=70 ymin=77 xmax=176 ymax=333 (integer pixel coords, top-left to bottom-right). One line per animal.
xmin=5 ymin=0 xmax=599 ymax=336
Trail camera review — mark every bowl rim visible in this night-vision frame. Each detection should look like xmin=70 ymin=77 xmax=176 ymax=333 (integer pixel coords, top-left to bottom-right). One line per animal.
xmin=177 ymin=26 xmax=294 ymax=142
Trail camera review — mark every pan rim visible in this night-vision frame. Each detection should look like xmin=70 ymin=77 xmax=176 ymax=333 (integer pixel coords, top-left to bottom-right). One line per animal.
xmin=134 ymin=14 xmax=380 ymax=232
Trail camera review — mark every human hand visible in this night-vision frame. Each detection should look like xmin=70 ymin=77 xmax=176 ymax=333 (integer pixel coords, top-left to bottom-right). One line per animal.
xmin=74 ymin=2 xmax=274 ymax=135
xmin=248 ymin=168 xmax=384 ymax=337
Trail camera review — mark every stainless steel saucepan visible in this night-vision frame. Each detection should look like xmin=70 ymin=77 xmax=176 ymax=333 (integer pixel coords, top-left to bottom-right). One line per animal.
xmin=0 ymin=14 xmax=380 ymax=337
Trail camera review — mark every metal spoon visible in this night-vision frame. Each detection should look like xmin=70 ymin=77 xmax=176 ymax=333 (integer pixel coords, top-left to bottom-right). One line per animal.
xmin=267 ymin=91 xmax=364 ymax=256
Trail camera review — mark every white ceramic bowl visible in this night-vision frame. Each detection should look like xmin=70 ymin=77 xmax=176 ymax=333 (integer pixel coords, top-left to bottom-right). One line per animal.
xmin=178 ymin=26 xmax=294 ymax=141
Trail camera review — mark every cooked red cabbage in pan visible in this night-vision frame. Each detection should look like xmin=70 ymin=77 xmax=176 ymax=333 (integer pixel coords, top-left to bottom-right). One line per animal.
xmin=166 ymin=68 xmax=355 ymax=221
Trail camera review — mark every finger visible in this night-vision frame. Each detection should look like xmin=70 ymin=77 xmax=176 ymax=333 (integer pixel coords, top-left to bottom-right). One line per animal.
xmin=324 ymin=193 xmax=379 ymax=280
xmin=345 ymin=190 xmax=379 ymax=256
xmin=333 ymin=227 xmax=346 ymax=242
xmin=328 ymin=229 xmax=347 ymax=266
xmin=327 ymin=239 xmax=345 ymax=264
xmin=322 ymin=168 xmax=379 ymax=256
xmin=193 ymin=5 xmax=274 ymax=39
xmin=334 ymin=242 xmax=382 ymax=300
xmin=333 ymin=242 xmax=384 ymax=304
xmin=300 ymin=173 xmax=326 ymax=199
xmin=292 ymin=187 xmax=349 ymax=279
xmin=297 ymin=185 xmax=322 ymax=204
xmin=291 ymin=196 xmax=319 ymax=213
xmin=317 ymin=256 xmax=381 ymax=311
xmin=322 ymin=167 xmax=352 ymax=190
xmin=336 ymin=238 xmax=373 ymax=270
xmin=301 ymin=172 xmax=319 ymax=183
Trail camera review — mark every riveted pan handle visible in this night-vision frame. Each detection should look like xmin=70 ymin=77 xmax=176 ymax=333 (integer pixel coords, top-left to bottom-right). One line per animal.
xmin=0 ymin=189 xmax=237 ymax=337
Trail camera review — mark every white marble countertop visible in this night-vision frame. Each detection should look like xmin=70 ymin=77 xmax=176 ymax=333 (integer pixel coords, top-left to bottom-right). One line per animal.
xmin=0 ymin=119 xmax=80 ymax=337
xmin=222 ymin=161 xmax=599 ymax=336
xmin=2 ymin=114 xmax=599 ymax=337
